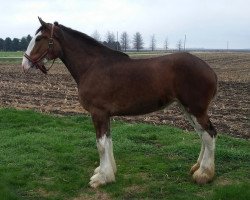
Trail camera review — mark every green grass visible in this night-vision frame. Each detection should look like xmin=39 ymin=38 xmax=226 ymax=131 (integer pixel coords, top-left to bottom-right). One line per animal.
xmin=0 ymin=58 xmax=22 ymax=64
xmin=0 ymin=51 xmax=23 ymax=57
xmin=0 ymin=51 xmax=23 ymax=64
xmin=0 ymin=108 xmax=249 ymax=200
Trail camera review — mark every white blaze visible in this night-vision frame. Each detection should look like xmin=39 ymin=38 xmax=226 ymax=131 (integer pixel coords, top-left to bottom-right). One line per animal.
xmin=22 ymin=31 xmax=41 ymax=71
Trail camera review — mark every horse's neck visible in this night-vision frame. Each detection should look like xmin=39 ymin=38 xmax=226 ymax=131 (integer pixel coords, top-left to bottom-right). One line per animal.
xmin=58 ymin=31 xmax=129 ymax=85
xmin=59 ymin=35 xmax=103 ymax=85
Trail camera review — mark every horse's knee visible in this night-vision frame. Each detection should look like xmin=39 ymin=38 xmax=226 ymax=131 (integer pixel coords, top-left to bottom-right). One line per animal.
xmin=206 ymin=120 xmax=217 ymax=137
xmin=196 ymin=115 xmax=217 ymax=138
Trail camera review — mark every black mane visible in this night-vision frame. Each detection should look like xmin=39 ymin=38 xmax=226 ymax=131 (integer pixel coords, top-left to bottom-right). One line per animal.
xmin=36 ymin=24 xmax=101 ymax=46
xmin=60 ymin=25 xmax=104 ymax=47
xmin=58 ymin=24 xmax=129 ymax=59
xmin=35 ymin=23 xmax=129 ymax=59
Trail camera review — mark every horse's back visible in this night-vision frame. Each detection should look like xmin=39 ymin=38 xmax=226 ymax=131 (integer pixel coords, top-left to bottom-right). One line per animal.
xmin=134 ymin=52 xmax=217 ymax=100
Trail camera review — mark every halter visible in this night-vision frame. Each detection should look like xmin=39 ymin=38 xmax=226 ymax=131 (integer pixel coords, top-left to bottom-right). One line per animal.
xmin=24 ymin=24 xmax=56 ymax=74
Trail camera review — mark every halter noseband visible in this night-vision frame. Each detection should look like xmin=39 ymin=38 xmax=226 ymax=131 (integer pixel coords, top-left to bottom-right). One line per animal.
xmin=24 ymin=24 xmax=56 ymax=74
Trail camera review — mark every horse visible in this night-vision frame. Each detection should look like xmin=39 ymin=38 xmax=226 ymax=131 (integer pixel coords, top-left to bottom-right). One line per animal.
xmin=22 ymin=17 xmax=218 ymax=188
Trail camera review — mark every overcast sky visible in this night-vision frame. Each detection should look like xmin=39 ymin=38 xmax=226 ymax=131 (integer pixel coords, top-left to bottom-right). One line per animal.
xmin=0 ymin=0 xmax=249 ymax=49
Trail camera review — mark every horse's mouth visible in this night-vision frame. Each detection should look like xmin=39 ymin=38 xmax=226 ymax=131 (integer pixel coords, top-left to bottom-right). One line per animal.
xmin=34 ymin=63 xmax=48 ymax=74
xmin=22 ymin=59 xmax=48 ymax=75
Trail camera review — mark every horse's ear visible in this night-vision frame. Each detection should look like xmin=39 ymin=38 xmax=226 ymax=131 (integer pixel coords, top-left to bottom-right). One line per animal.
xmin=38 ymin=17 xmax=47 ymax=27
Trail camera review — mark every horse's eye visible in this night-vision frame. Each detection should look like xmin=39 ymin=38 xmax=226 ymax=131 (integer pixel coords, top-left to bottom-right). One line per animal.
xmin=35 ymin=36 xmax=42 ymax=42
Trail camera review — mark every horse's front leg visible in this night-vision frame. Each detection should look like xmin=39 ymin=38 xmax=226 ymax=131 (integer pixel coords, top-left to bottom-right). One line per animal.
xmin=89 ymin=112 xmax=117 ymax=188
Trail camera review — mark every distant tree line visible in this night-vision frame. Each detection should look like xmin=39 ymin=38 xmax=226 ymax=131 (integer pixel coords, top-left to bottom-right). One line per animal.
xmin=0 ymin=35 xmax=32 ymax=51
xmin=92 ymin=30 xmax=185 ymax=52
xmin=92 ymin=31 xmax=145 ymax=52
xmin=102 ymin=31 xmax=121 ymax=51
xmin=0 ymin=31 xmax=185 ymax=52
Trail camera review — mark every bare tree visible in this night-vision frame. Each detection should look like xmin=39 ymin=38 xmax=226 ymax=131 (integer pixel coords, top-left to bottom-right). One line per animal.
xmin=150 ymin=34 xmax=156 ymax=51
xmin=103 ymin=31 xmax=121 ymax=51
xmin=133 ymin=32 xmax=144 ymax=51
xmin=176 ymin=39 xmax=182 ymax=51
xmin=120 ymin=32 xmax=130 ymax=52
xmin=91 ymin=30 xmax=101 ymax=42
xmin=106 ymin=31 xmax=115 ymax=43
xmin=164 ymin=38 xmax=169 ymax=51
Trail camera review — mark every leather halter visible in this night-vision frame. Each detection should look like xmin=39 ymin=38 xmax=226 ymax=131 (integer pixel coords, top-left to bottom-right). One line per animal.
xmin=24 ymin=24 xmax=56 ymax=74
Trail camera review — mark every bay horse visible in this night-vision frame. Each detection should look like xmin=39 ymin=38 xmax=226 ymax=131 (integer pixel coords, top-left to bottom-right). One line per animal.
xmin=22 ymin=17 xmax=217 ymax=188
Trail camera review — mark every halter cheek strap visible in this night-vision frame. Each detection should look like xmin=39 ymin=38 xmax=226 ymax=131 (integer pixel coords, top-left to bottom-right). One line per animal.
xmin=24 ymin=24 xmax=56 ymax=74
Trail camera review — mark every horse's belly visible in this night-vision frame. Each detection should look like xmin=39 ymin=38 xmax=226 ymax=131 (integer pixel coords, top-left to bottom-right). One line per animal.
xmin=111 ymin=97 xmax=174 ymax=116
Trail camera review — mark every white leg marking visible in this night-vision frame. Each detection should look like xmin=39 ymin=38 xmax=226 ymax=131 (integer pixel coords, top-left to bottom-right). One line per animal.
xmin=200 ymin=131 xmax=215 ymax=171
xmin=90 ymin=135 xmax=116 ymax=188
xmin=191 ymin=115 xmax=205 ymax=164
xmin=179 ymin=104 xmax=206 ymax=165
xmin=179 ymin=103 xmax=215 ymax=183
xmin=192 ymin=115 xmax=215 ymax=168
xmin=109 ymin=137 xmax=117 ymax=174
xmin=197 ymin=141 xmax=205 ymax=164
xmin=179 ymin=104 xmax=206 ymax=171
xmin=191 ymin=116 xmax=215 ymax=183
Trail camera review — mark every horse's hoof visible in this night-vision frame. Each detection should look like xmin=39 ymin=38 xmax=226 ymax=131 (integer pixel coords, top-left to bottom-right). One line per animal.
xmin=89 ymin=171 xmax=115 ymax=188
xmin=192 ymin=167 xmax=214 ymax=184
xmin=89 ymin=173 xmax=106 ymax=188
xmin=190 ymin=163 xmax=200 ymax=175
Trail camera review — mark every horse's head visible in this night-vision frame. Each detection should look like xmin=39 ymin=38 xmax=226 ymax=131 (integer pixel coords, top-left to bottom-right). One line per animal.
xmin=22 ymin=17 xmax=62 ymax=74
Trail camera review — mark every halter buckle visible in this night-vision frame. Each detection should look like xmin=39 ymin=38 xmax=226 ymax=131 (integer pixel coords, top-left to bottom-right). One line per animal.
xmin=48 ymin=38 xmax=54 ymax=48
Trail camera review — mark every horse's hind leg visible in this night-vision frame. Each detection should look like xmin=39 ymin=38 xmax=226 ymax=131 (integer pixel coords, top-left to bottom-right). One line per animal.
xmin=191 ymin=115 xmax=216 ymax=184
xmin=179 ymin=105 xmax=205 ymax=174
xmin=180 ymin=104 xmax=217 ymax=184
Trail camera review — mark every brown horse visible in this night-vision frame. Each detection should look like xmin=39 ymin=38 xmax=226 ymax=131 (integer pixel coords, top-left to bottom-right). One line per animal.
xmin=22 ymin=17 xmax=218 ymax=188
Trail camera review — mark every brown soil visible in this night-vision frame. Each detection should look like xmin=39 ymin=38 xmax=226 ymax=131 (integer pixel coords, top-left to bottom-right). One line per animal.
xmin=0 ymin=52 xmax=249 ymax=138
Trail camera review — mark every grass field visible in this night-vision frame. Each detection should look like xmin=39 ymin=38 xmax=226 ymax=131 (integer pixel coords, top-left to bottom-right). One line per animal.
xmin=0 ymin=52 xmax=23 ymax=57
xmin=0 ymin=108 xmax=249 ymax=200
xmin=0 ymin=52 xmax=23 ymax=64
